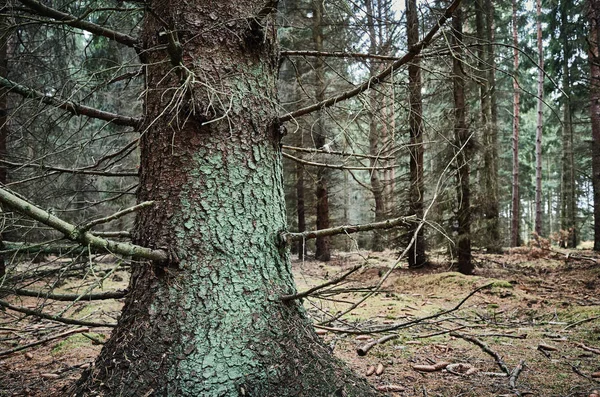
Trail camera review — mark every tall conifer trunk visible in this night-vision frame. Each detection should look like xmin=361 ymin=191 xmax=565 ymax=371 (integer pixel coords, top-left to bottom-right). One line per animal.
xmin=406 ymin=0 xmax=426 ymax=267
xmin=452 ymin=4 xmax=472 ymax=275
xmin=0 ymin=1 xmax=8 ymax=279
xmin=511 ymin=0 xmax=521 ymax=247
xmin=535 ymin=0 xmax=544 ymax=237
xmin=312 ymin=0 xmax=331 ymax=261
xmin=590 ymin=0 xmax=600 ymax=251
xmin=70 ymin=2 xmax=377 ymax=395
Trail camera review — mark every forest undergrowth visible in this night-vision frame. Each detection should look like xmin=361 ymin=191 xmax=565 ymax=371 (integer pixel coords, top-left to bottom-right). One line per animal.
xmin=1 ymin=247 xmax=599 ymax=397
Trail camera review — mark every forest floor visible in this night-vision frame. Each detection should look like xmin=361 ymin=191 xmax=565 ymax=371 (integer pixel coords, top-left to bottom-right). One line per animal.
xmin=1 ymin=246 xmax=599 ymax=396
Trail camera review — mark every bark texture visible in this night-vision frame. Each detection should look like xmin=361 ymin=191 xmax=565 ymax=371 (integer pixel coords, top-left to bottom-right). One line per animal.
xmin=452 ymin=5 xmax=472 ymax=275
xmin=535 ymin=0 xmax=544 ymax=237
xmin=406 ymin=0 xmax=426 ymax=267
xmin=0 ymin=1 xmax=8 ymax=279
xmin=477 ymin=0 xmax=501 ymax=252
xmin=511 ymin=0 xmax=521 ymax=248
xmin=312 ymin=0 xmax=331 ymax=261
xmin=69 ymin=2 xmax=378 ymax=396
xmin=591 ymin=0 xmax=600 ymax=251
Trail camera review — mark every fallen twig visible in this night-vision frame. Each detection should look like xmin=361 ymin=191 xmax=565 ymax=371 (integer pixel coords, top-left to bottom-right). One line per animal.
xmin=0 ymin=327 xmax=89 ymax=357
xmin=563 ymin=315 xmax=600 ymax=330
xmin=450 ymin=331 xmax=510 ymax=375
xmin=356 ymin=334 xmax=397 ymax=356
xmin=575 ymin=342 xmax=600 ymax=355
xmin=509 ymin=360 xmax=526 ymax=389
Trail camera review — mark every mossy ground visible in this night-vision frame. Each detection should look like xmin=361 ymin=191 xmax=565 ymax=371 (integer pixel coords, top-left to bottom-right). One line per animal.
xmin=1 ymin=247 xmax=599 ymax=396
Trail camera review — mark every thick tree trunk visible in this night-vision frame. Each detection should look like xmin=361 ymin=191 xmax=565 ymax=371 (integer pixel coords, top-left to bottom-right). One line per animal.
xmin=312 ymin=0 xmax=331 ymax=261
xmin=535 ymin=0 xmax=544 ymax=237
xmin=70 ymin=2 xmax=377 ymax=396
xmin=591 ymin=0 xmax=600 ymax=251
xmin=511 ymin=0 xmax=521 ymax=248
xmin=452 ymin=5 xmax=472 ymax=275
xmin=406 ymin=0 xmax=426 ymax=267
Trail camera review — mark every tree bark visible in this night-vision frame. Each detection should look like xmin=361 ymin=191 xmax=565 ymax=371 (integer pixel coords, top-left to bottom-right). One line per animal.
xmin=511 ymin=0 xmax=521 ymax=248
xmin=452 ymin=4 xmax=472 ymax=275
xmin=69 ymin=2 xmax=378 ymax=396
xmin=590 ymin=0 xmax=600 ymax=251
xmin=406 ymin=0 xmax=426 ymax=267
xmin=560 ymin=4 xmax=578 ymax=248
xmin=296 ymin=161 xmax=307 ymax=259
xmin=535 ymin=0 xmax=544 ymax=237
xmin=0 ymin=0 xmax=9 ymax=279
xmin=312 ymin=0 xmax=331 ymax=261
xmin=475 ymin=0 xmax=500 ymax=252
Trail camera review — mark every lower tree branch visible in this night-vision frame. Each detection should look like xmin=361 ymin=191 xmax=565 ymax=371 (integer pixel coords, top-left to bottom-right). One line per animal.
xmin=0 ymin=300 xmax=116 ymax=327
xmin=0 ymin=186 xmax=167 ymax=262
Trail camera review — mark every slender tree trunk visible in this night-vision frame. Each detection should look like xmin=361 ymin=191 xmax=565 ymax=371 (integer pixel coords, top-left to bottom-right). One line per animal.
xmin=511 ymin=0 xmax=521 ymax=247
xmin=452 ymin=4 xmax=472 ymax=275
xmin=366 ymin=0 xmax=386 ymax=252
xmin=312 ymin=0 xmax=331 ymax=261
xmin=590 ymin=0 xmax=600 ymax=251
xmin=296 ymin=162 xmax=307 ymax=259
xmin=0 ymin=0 xmax=8 ymax=279
xmin=70 ymin=2 xmax=378 ymax=396
xmin=482 ymin=0 xmax=501 ymax=252
xmin=535 ymin=0 xmax=544 ymax=237
xmin=406 ymin=0 xmax=426 ymax=267
xmin=560 ymin=5 xmax=577 ymax=248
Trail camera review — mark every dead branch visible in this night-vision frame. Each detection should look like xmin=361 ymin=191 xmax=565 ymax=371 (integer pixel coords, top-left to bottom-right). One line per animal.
xmin=281 ymin=50 xmax=401 ymax=61
xmin=509 ymin=360 xmax=526 ymax=389
xmin=0 ymin=186 xmax=168 ymax=262
xmin=563 ymin=315 xmax=600 ymax=330
xmin=2 ymin=288 xmax=126 ymax=301
xmin=280 ymin=265 xmax=362 ymax=302
xmin=17 ymin=0 xmax=138 ymax=47
xmin=281 ymin=145 xmax=394 ymax=160
xmin=0 ymin=159 xmax=138 ymax=177
xmin=279 ymin=0 xmax=462 ymax=122
xmin=575 ymin=342 xmax=600 ymax=355
xmin=78 ymin=201 xmax=154 ymax=233
xmin=356 ymin=334 xmax=398 ymax=356
xmin=281 ymin=152 xmax=393 ymax=170
xmin=0 ymin=300 xmax=116 ymax=327
xmin=450 ymin=331 xmax=510 ymax=375
xmin=0 ymin=327 xmax=89 ymax=357
xmin=0 ymin=76 xmax=141 ymax=127
xmin=314 ymin=283 xmax=493 ymax=335
xmin=283 ymin=216 xmax=414 ymax=243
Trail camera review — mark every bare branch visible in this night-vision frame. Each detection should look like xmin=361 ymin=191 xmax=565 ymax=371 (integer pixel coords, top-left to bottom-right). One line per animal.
xmin=281 ymin=50 xmax=401 ymax=61
xmin=281 ymin=145 xmax=394 ymax=160
xmin=0 ymin=76 xmax=141 ymax=127
xmin=0 ymin=186 xmax=167 ymax=262
xmin=78 ymin=201 xmax=154 ymax=233
xmin=282 ymin=152 xmax=393 ymax=170
xmin=0 ymin=327 xmax=90 ymax=357
xmin=17 ymin=0 xmax=138 ymax=47
xmin=282 ymin=216 xmax=414 ymax=243
xmin=2 ymin=288 xmax=126 ymax=301
xmin=0 ymin=300 xmax=116 ymax=327
xmin=0 ymin=159 xmax=138 ymax=177
xmin=279 ymin=0 xmax=462 ymax=122
xmin=280 ymin=264 xmax=362 ymax=302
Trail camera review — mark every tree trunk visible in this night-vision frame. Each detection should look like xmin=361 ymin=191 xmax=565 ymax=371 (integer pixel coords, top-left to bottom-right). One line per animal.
xmin=475 ymin=0 xmax=500 ymax=252
xmin=511 ymin=0 xmax=521 ymax=247
xmin=406 ymin=0 xmax=426 ymax=267
xmin=70 ymin=2 xmax=378 ymax=396
xmin=452 ymin=4 xmax=472 ymax=275
xmin=0 ymin=0 xmax=8 ymax=279
xmin=312 ymin=0 xmax=331 ymax=261
xmin=590 ymin=0 xmax=600 ymax=251
xmin=535 ymin=0 xmax=544 ymax=237
xmin=560 ymin=4 xmax=577 ymax=248
xmin=366 ymin=0 xmax=386 ymax=253
xmin=296 ymin=162 xmax=307 ymax=259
